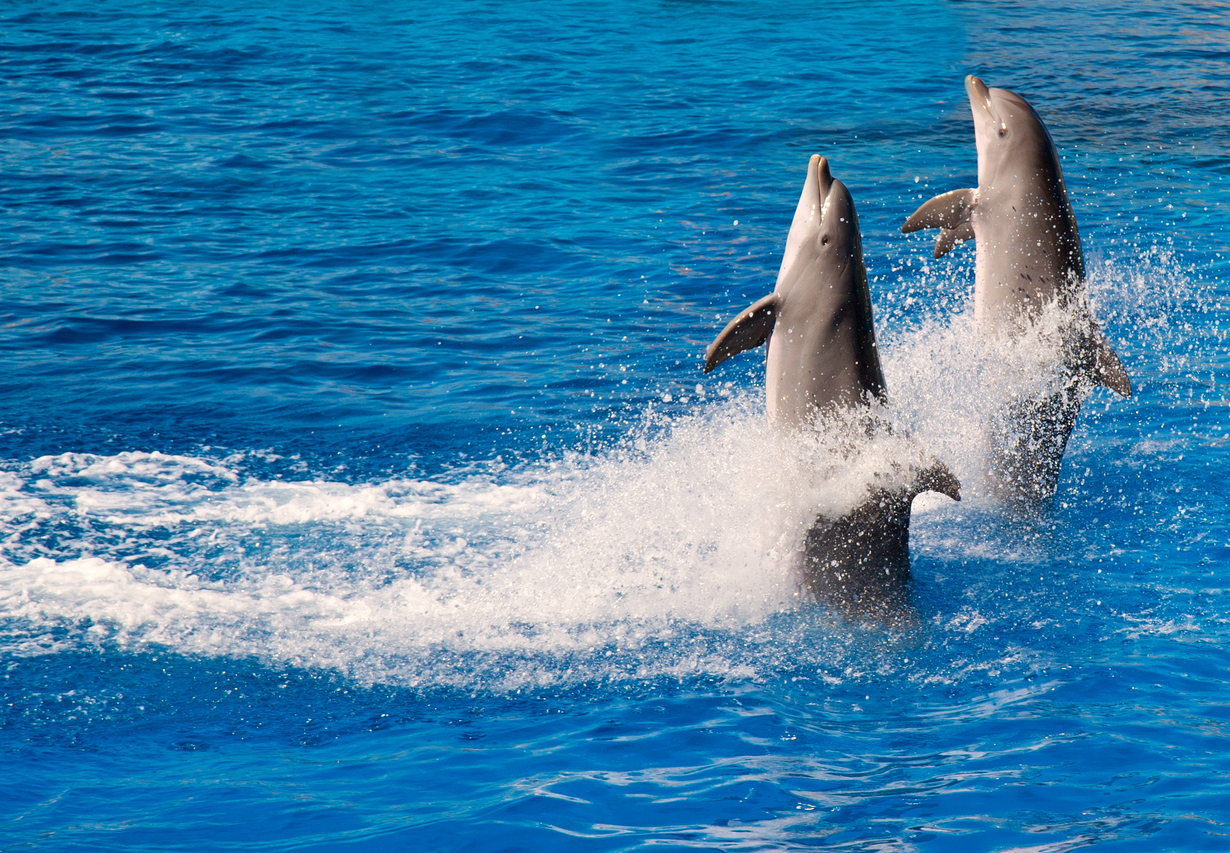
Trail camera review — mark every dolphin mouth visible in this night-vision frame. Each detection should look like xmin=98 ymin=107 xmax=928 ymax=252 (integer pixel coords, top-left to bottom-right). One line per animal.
xmin=965 ymin=74 xmax=994 ymax=117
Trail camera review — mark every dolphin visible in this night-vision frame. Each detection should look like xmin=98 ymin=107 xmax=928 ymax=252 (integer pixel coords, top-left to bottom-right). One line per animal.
xmin=903 ymin=75 xmax=1131 ymax=507
xmin=704 ymin=155 xmax=959 ymax=616
xmin=705 ymin=155 xmax=887 ymax=424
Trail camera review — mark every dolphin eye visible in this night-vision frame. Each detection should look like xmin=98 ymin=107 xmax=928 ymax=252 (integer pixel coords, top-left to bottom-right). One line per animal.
xmin=821 ymin=235 xmax=829 ymax=246
xmin=998 ymin=125 xmax=1007 ymax=138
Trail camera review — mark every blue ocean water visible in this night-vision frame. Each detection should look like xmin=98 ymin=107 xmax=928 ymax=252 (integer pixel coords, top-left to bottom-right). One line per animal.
xmin=2 ymin=0 xmax=1229 ymax=849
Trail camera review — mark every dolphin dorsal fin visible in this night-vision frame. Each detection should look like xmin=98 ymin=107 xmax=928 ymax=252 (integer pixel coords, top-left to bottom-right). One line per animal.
xmin=1093 ymin=337 xmax=1132 ymax=398
xmin=902 ymin=188 xmax=977 ymax=234
xmin=703 ymin=293 xmax=780 ymax=373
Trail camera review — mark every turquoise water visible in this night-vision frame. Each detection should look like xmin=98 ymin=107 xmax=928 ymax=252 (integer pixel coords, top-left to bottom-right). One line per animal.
xmin=2 ymin=1 xmax=1229 ymax=849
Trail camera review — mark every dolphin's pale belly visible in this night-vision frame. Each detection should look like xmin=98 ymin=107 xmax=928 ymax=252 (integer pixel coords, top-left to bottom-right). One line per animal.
xmin=972 ymin=197 xmax=1079 ymax=332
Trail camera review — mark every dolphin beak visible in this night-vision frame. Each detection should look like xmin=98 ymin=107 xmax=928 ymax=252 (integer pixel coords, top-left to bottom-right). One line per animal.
xmin=965 ymin=74 xmax=994 ymax=116
xmin=806 ymin=154 xmax=834 ymax=218
xmin=813 ymin=155 xmax=833 ymax=206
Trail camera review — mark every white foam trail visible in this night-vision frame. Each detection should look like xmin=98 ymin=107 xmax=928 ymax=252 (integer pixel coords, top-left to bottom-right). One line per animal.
xmin=0 ymin=402 xmax=960 ymax=686
xmin=0 ymin=471 xmax=53 ymax=521
xmin=0 ymin=248 xmax=1190 ymax=688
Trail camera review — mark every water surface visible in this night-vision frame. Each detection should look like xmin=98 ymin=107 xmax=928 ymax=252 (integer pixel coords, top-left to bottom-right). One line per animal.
xmin=2 ymin=1 xmax=1229 ymax=849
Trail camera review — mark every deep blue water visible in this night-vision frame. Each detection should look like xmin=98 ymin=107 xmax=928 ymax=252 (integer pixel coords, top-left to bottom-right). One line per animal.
xmin=3 ymin=1 xmax=1230 ymax=849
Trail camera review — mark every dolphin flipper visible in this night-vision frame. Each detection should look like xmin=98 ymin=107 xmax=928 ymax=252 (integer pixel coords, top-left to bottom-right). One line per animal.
xmin=1092 ymin=333 xmax=1132 ymax=398
xmin=703 ymin=293 xmax=779 ymax=373
xmin=902 ymin=188 xmax=977 ymax=234
xmin=934 ymin=221 xmax=976 ymax=259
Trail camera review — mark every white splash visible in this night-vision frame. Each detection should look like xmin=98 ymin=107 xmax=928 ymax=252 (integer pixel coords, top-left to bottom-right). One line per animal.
xmin=0 ymin=250 xmax=1186 ymax=689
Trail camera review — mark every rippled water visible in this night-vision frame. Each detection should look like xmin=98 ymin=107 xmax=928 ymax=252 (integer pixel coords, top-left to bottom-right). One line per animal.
xmin=2 ymin=1 xmax=1229 ymax=850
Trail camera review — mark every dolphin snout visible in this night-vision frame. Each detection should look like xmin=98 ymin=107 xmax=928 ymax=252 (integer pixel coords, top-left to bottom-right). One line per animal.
xmin=811 ymin=155 xmax=834 ymax=206
xmin=965 ymin=75 xmax=993 ymax=115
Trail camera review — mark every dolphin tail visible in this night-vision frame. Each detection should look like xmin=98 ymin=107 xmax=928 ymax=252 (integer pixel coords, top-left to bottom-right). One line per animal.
xmin=902 ymin=188 xmax=977 ymax=258
xmin=912 ymin=460 xmax=962 ymax=502
xmin=1091 ymin=329 xmax=1132 ymax=397
xmin=703 ymin=292 xmax=779 ymax=373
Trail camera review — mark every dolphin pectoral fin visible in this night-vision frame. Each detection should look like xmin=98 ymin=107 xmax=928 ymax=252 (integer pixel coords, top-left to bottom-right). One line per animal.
xmin=1093 ymin=337 xmax=1132 ymax=398
xmin=902 ymin=188 xmax=976 ymax=233
xmin=934 ymin=220 xmax=976 ymax=259
xmin=913 ymin=461 xmax=962 ymax=502
xmin=703 ymin=293 xmax=779 ymax=373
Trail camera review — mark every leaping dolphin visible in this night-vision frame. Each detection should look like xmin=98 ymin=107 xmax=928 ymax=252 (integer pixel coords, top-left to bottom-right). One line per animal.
xmin=903 ymin=75 xmax=1131 ymax=507
xmin=705 ymin=155 xmax=959 ymax=617
xmin=706 ymin=155 xmax=887 ymax=423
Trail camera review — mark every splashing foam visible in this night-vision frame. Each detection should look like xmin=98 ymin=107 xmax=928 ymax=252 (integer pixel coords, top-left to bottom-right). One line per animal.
xmin=0 ymin=403 xmax=963 ymax=688
xmin=883 ymin=239 xmax=1197 ymax=500
xmin=0 ymin=248 xmax=1191 ymax=689
xmin=885 ymin=306 xmax=1080 ymax=501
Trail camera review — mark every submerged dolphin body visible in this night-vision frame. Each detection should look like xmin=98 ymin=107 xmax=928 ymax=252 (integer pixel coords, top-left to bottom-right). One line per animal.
xmin=798 ymin=462 xmax=958 ymax=615
xmin=903 ymin=76 xmax=1131 ymax=507
xmin=705 ymin=155 xmax=959 ymax=617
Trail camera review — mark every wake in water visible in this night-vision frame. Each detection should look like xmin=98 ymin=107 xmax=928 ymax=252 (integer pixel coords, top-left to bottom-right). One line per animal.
xmin=0 ymin=247 xmax=1194 ymax=690
xmin=0 ymin=403 xmax=938 ymax=688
